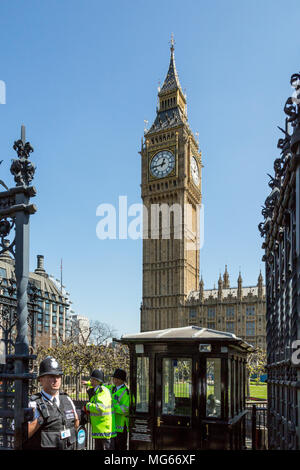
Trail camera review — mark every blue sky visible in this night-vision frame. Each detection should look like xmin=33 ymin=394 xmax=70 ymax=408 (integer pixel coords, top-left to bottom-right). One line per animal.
xmin=0 ymin=0 xmax=299 ymax=337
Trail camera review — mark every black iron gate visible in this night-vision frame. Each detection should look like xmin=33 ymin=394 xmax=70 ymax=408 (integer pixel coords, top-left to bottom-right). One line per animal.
xmin=259 ymin=73 xmax=300 ymax=450
xmin=245 ymin=401 xmax=268 ymax=450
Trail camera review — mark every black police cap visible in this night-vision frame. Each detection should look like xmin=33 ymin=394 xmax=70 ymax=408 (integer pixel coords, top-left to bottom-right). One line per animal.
xmin=90 ymin=369 xmax=104 ymax=382
xmin=38 ymin=356 xmax=63 ymax=377
xmin=112 ymin=368 xmax=126 ymax=382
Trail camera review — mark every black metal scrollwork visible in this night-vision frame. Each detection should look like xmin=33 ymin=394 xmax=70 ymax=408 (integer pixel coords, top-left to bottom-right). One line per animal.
xmin=10 ymin=134 xmax=35 ymax=187
xmin=259 ymin=72 xmax=300 ymax=450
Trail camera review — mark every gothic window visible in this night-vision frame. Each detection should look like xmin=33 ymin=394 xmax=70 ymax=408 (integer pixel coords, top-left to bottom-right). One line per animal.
xmin=246 ymin=321 xmax=255 ymax=336
xmin=207 ymin=322 xmax=216 ymax=329
xmin=226 ymin=306 xmax=234 ymax=318
xmin=189 ymin=308 xmax=197 ymax=320
xmin=246 ymin=306 xmax=255 ymax=316
xmin=207 ymin=307 xmax=216 ymax=318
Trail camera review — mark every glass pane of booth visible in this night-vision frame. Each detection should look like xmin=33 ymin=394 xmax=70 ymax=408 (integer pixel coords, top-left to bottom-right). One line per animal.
xmin=206 ymin=358 xmax=221 ymax=418
xmin=136 ymin=356 xmax=149 ymax=413
xmin=232 ymin=359 xmax=236 ymax=415
xmin=162 ymin=358 xmax=192 ymax=417
xmin=228 ymin=359 xmax=231 ymax=418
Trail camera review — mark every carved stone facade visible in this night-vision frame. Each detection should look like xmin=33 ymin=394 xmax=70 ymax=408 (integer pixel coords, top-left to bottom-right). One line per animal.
xmin=186 ymin=267 xmax=266 ymax=349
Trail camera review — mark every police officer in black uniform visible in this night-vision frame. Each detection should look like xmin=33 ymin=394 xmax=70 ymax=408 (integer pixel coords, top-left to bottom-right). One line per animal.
xmin=24 ymin=356 xmax=79 ymax=450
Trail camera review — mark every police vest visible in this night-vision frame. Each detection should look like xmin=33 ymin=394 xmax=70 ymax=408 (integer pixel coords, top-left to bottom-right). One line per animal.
xmin=24 ymin=392 xmax=77 ymax=450
xmin=107 ymin=384 xmax=130 ymax=433
xmin=86 ymin=385 xmax=116 ymax=439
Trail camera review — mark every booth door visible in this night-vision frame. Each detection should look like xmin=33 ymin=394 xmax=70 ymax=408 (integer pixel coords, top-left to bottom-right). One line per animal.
xmin=155 ymin=356 xmax=196 ymax=450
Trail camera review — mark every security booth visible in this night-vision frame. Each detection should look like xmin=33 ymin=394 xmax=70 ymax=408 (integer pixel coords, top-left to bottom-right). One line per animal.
xmin=119 ymin=326 xmax=254 ymax=450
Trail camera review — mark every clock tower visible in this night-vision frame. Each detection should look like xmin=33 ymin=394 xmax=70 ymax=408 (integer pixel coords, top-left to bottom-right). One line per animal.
xmin=140 ymin=39 xmax=202 ymax=332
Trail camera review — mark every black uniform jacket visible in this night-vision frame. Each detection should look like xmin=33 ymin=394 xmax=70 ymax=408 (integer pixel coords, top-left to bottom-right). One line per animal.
xmin=24 ymin=391 xmax=77 ymax=450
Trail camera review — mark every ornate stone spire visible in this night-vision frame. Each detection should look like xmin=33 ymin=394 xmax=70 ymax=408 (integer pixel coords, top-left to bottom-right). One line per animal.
xmin=237 ymin=271 xmax=243 ymax=300
xmin=218 ymin=273 xmax=223 ymax=301
xmin=223 ymin=265 xmax=230 ymax=289
xmin=258 ymin=269 xmax=263 ymax=298
xmin=159 ymin=34 xmax=183 ymax=95
xmin=146 ymin=36 xmax=187 ymax=135
xmin=199 ymin=275 xmax=204 ymax=301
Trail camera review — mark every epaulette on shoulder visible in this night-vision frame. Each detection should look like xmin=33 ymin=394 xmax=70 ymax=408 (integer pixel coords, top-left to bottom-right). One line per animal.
xmin=30 ymin=392 xmax=42 ymax=401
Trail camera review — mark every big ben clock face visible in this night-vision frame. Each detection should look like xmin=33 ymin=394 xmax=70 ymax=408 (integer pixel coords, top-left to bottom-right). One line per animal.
xmin=191 ymin=156 xmax=199 ymax=185
xmin=150 ymin=150 xmax=175 ymax=179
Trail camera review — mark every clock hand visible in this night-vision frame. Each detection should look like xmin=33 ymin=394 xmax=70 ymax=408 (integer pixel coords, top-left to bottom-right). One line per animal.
xmin=152 ymin=163 xmax=163 ymax=169
xmin=152 ymin=159 xmax=166 ymax=169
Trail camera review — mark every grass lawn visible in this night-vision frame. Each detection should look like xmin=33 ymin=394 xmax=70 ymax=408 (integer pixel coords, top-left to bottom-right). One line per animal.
xmin=249 ymin=382 xmax=267 ymax=400
xmin=69 ymin=381 xmax=268 ymax=402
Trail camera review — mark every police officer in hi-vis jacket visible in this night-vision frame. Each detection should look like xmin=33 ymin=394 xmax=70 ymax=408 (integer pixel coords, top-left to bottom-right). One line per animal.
xmin=107 ymin=368 xmax=130 ymax=451
xmin=83 ymin=369 xmax=116 ymax=450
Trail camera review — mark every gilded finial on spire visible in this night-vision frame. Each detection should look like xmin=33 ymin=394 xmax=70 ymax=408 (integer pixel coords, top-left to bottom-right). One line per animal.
xmin=170 ymin=33 xmax=175 ymax=53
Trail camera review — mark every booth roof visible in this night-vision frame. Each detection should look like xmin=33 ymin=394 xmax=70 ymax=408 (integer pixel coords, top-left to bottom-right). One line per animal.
xmin=119 ymin=326 xmax=254 ymax=351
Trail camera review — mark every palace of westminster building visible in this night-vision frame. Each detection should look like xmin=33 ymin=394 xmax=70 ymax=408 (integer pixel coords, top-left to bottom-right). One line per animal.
xmin=140 ymin=40 xmax=266 ymax=349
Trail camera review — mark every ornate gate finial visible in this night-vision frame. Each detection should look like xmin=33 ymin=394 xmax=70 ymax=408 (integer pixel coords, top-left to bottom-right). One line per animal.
xmin=10 ymin=125 xmax=35 ymax=187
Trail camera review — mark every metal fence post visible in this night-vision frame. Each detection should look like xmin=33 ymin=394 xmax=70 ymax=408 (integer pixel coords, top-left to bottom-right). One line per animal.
xmin=252 ymin=404 xmax=257 ymax=450
xmin=0 ymin=126 xmax=37 ymax=449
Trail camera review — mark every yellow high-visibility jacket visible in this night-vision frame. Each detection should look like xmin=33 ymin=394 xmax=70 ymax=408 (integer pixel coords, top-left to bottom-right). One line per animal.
xmin=86 ymin=385 xmax=116 ymax=439
xmin=107 ymin=384 xmax=130 ymax=433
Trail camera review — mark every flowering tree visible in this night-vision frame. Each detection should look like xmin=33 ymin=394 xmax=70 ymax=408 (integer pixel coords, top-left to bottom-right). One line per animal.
xmin=33 ymin=321 xmax=129 ymax=398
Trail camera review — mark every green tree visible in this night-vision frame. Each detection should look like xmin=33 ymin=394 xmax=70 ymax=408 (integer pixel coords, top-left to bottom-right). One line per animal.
xmin=246 ymin=347 xmax=267 ymax=396
xmin=34 ymin=321 xmax=129 ymax=398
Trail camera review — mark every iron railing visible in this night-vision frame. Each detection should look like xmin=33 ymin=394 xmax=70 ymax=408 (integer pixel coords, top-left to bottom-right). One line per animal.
xmin=258 ymin=72 xmax=300 ymax=450
xmin=245 ymin=400 xmax=268 ymax=450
